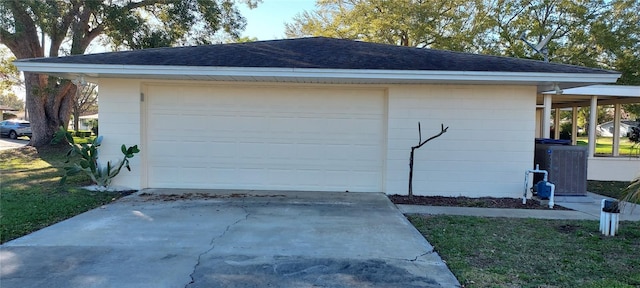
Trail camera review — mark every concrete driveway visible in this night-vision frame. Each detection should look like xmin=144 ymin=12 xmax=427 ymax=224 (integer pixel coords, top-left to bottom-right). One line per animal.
xmin=0 ymin=190 xmax=459 ymax=288
xmin=0 ymin=138 xmax=28 ymax=150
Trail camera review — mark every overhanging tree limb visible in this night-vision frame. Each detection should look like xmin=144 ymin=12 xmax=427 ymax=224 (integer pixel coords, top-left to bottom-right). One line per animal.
xmin=408 ymin=123 xmax=449 ymax=200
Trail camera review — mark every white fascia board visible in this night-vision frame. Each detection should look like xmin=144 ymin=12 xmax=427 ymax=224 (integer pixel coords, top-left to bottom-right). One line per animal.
xmin=14 ymin=62 xmax=621 ymax=84
xmin=543 ymin=85 xmax=640 ymax=97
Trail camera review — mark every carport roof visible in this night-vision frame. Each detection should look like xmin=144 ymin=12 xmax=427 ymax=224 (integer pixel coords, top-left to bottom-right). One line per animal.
xmin=14 ymin=37 xmax=620 ymax=92
xmin=541 ymin=85 xmax=640 ymax=108
xmin=0 ymin=105 xmax=18 ymax=111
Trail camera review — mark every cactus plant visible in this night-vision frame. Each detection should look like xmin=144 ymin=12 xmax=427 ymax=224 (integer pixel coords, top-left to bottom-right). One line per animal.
xmin=52 ymin=126 xmax=140 ymax=190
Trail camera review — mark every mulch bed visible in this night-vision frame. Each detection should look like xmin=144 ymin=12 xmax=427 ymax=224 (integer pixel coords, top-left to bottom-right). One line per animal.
xmin=135 ymin=191 xmax=570 ymax=210
xmin=389 ymin=195 xmax=572 ymax=210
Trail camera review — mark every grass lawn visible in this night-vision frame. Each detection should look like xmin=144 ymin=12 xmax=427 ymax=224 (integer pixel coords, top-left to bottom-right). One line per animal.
xmin=587 ymin=180 xmax=640 ymax=205
xmin=588 ymin=180 xmax=632 ymax=199
xmin=410 ymin=215 xmax=640 ymax=288
xmin=72 ymin=135 xmax=96 ymax=144
xmin=3 ymin=142 xmax=639 ymax=286
xmin=576 ymin=136 xmax=640 ymax=156
xmin=0 ymin=145 xmax=127 ymax=244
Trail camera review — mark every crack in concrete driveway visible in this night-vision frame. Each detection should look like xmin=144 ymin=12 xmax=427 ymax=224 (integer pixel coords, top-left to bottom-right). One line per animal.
xmin=186 ymin=205 xmax=250 ymax=287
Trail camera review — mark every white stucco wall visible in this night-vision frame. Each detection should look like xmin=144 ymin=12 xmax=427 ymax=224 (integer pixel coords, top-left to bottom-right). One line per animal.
xmin=97 ymin=78 xmax=143 ymax=189
xmin=385 ymin=85 xmax=537 ymax=198
xmin=588 ymin=157 xmax=640 ymax=181
xmin=97 ymin=80 xmax=537 ymax=196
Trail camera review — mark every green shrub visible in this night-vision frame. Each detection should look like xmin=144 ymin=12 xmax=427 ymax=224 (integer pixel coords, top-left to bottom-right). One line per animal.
xmin=2 ymin=113 xmax=16 ymax=120
xmin=559 ymin=122 xmax=572 ymax=140
xmin=73 ymin=131 xmax=92 ymax=138
xmin=87 ymin=119 xmax=98 ymax=136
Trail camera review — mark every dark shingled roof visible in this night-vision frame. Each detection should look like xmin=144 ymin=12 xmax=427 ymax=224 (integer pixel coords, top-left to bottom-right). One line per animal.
xmin=19 ymin=37 xmax=615 ymax=74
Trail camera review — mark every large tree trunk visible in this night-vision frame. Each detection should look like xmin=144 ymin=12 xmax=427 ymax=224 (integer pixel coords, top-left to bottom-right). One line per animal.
xmin=25 ymin=72 xmax=75 ymax=147
xmin=73 ymin=109 xmax=80 ymax=132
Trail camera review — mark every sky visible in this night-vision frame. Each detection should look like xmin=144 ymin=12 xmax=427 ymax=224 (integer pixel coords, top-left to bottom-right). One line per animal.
xmin=237 ymin=0 xmax=317 ymax=40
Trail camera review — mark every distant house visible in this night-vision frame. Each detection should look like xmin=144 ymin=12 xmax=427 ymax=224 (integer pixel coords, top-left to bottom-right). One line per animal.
xmin=0 ymin=105 xmax=18 ymax=120
xmin=69 ymin=113 xmax=98 ymax=131
xmin=14 ymin=37 xmax=620 ymax=197
xmin=596 ymin=120 xmax=637 ymax=138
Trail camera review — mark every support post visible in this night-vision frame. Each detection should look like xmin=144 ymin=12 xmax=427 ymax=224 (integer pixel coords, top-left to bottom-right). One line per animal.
xmin=543 ymin=94 xmax=552 ymax=138
xmin=571 ymin=106 xmax=578 ymax=145
xmin=588 ymin=96 xmax=598 ymax=158
xmin=613 ymin=103 xmax=621 ymax=156
xmin=554 ymin=108 xmax=561 ymax=139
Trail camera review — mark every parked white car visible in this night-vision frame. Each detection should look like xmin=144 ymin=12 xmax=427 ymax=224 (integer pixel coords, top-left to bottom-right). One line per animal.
xmin=595 ymin=120 xmax=639 ymax=137
xmin=0 ymin=120 xmax=32 ymax=139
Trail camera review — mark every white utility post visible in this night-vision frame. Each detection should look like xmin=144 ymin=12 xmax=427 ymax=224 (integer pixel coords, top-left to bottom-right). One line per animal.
xmin=572 ymin=106 xmax=578 ymax=145
xmin=543 ymin=94 xmax=552 ymax=138
xmin=613 ymin=103 xmax=621 ymax=156
xmin=588 ymin=96 xmax=598 ymax=158
xmin=554 ymin=108 xmax=561 ymax=139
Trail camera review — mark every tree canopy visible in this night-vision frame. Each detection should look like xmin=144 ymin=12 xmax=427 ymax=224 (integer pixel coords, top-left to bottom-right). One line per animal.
xmin=0 ymin=46 xmax=23 ymax=111
xmin=285 ymin=0 xmax=484 ymax=49
xmin=0 ymin=0 xmax=260 ymax=146
xmin=286 ymin=0 xmax=639 ymax=84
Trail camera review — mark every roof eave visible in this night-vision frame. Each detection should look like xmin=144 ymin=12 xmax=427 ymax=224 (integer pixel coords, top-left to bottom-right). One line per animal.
xmin=543 ymin=84 xmax=640 ymax=97
xmin=14 ymin=62 xmax=621 ymax=92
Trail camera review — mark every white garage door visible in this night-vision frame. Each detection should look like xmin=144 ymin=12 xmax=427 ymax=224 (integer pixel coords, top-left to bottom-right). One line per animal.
xmin=145 ymin=85 xmax=385 ymax=192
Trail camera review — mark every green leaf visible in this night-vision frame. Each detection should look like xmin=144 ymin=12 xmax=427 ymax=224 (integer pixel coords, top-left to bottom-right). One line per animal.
xmin=65 ymin=166 xmax=82 ymax=176
xmin=65 ymin=130 xmax=74 ymax=144
xmin=79 ymin=160 xmax=89 ymax=169
xmin=51 ymin=126 xmax=75 ymax=145
xmin=125 ymin=145 xmax=141 ymax=158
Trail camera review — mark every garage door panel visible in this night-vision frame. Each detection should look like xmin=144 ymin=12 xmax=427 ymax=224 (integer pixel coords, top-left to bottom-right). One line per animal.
xmin=149 ymin=166 xmax=179 ymax=186
xmin=180 ymin=142 xmax=211 ymax=156
xmin=181 ymin=115 xmax=209 ymax=126
xmin=205 ymin=116 xmax=244 ymax=132
xmin=149 ymin=114 xmax=179 ymax=130
xmin=147 ymin=141 xmax=179 ymax=155
xmin=146 ymin=85 xmax=384 ymax=192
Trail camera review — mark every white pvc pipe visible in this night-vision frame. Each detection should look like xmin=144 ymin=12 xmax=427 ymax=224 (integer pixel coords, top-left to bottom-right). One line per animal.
xmin=523 ymin=171 xmax=529 ymax=204
xmin=523 ymin=164 xmax=549 ymax=204
xmin=546 ymin=182 xmax=555 ymax=208
xmin=600 ymin=199 xmax=621 ymax=236
xmin=600 ymin=199 xmax=606 ymax=233
xmin=531 ymin=164 xmax=548 ymax=181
